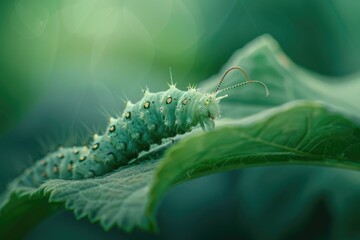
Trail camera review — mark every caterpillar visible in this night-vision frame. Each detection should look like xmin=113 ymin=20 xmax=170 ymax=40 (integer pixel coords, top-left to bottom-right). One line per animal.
xmin=13 ymin=67 xmax=269 ymax=188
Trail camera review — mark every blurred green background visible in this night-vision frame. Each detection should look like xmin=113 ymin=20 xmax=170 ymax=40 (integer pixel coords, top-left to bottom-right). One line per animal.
xmin=0 ymin=0 xmax=360 ymax=239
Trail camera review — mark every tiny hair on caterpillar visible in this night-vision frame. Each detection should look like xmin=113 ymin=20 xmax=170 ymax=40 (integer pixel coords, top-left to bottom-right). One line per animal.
xmin=12 ymin=66 xmax=269 ymax=187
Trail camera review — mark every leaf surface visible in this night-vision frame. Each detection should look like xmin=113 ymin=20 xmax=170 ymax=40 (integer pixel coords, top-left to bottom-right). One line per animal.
xmin=201 ymin=34 xmax=360 ymax=119
xmin=147 ymin=101 xmax=360 ymax=216
xmin=1 ymin=35 xmax=360 ymax=238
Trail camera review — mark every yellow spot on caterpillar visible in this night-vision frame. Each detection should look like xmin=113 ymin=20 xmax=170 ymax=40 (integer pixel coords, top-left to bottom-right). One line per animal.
xmin=92 ymin=143 xmax=100 ymax=150
xmin=109 ymin=125 xmax=116 ymax=132
xmin=144 ymin=101 xmax=150 ymax=108
xmin=79 ymin=156 xmax=86 ymax=161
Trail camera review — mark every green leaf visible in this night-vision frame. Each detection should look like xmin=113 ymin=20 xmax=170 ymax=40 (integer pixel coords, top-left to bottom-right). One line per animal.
xmin=201 ymin=34 xmax=360 ymax=118
xmin=0 ymin=142 xmax=171 ymax=238
xmin=1 ymin=35 xmax=360 ymax=238
xmin=0 ymin=186 xmax=61 ymax=239
xmin=42 ymin=159 xmax=158 ymax=232
xmin=2 ymin=101 xmax=359 ymax=238
xmin=147 ymin=101 xmax=360 ymax=216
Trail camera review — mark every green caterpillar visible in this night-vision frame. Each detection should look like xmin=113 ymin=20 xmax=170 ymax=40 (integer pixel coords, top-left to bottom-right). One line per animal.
xmin=13 ymin=67 xmax=269 ymax=188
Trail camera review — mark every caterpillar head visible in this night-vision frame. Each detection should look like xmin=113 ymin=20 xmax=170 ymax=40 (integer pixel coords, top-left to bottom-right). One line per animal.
xmin=199 ymin=66 xmax=269 ymax=131
xmin=198 ymin=93 xmax=221 ymax=131
xmin=204 ymin=94 xmax=220 ymax=120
